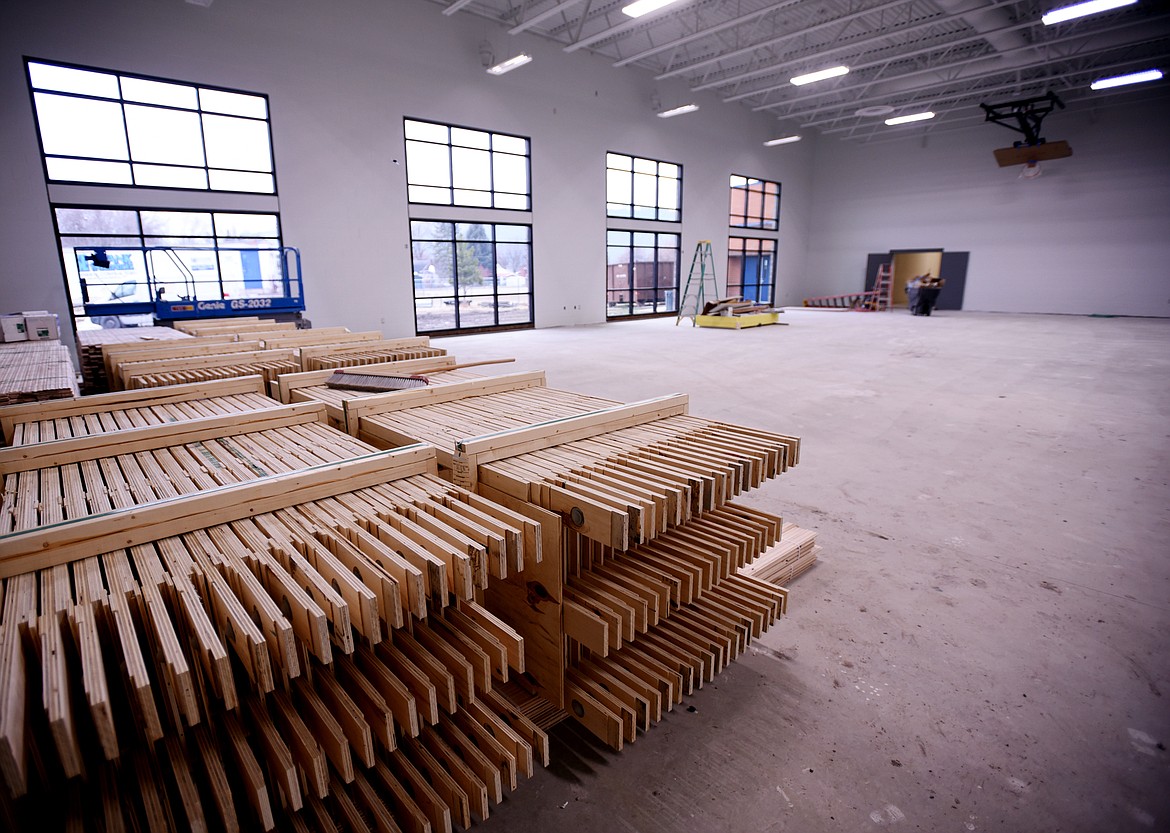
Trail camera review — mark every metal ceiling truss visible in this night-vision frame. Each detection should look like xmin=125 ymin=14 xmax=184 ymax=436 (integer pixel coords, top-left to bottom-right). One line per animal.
xmin=435 ymin=0 xmax=1170 ymax=141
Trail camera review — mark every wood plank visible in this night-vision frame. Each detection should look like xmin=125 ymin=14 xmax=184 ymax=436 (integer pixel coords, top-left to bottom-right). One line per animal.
xmin=0 ymin=445 xmax=437 ymax=577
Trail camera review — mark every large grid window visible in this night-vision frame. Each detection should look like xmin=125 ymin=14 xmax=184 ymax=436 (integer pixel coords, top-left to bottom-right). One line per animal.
xmin=410 ymin=221 xmax=533 ymax=333
xmin=55 ymin=207 xmax=286 ymax=327
xmin=27 ymin=59 xmax=275 ymax=193
xmin=404 ymin=119 xmax=530 ymax=210
xmin=606 ymin=153 xmax=681 ymax=221
xmin=727 ymin=237 xmax=776 ymax=305
xmin=606 ymin=231 xmax=680 ymax=318
xmin=729 ymin=175 xmax=780 ymax=230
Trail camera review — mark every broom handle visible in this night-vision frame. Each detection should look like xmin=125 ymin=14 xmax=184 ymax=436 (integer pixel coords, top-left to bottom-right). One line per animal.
xmin=342 ymin=358 xmax=516 ymax=378
xmin=425 ymin=358 xmax=516 ymax=374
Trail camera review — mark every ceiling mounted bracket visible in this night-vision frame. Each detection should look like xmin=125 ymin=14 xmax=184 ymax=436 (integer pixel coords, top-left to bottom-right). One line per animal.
xmin=979 ymin=91 xmax=1065 ymax=146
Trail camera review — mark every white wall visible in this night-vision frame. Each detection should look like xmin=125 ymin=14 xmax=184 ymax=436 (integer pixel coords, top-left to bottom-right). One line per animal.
xmin=0 ymin=0 xmax=815 ymax=344
xmin=803 ymin=96 xmax=1170 ymax=315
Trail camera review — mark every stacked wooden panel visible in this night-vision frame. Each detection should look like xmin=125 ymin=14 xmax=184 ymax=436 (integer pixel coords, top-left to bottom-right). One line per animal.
xmin=0 ymin=342 xmax=78 ymax=407
xmin=75 ymin=326 xmax=192 ymax=394
xmin=0 ymin=394 xmax=548 ymax=831
xmin=738 ymin=522 xmax=820 ymax=585
xmin=274 ymin=357 xmax=506 ymax=430
xmin=0 ymin=376 xmax=275 ymax=447
xmin=309 ymin=371 xmax=802 ymax=749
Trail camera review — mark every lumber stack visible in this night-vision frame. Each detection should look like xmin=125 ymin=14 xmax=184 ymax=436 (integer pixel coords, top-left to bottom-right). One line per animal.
xmin=300 ymin=338 xmax=448 ymax=371
xmin=75 ymin=327 xmax=192 ymax=394
xmin=738 ymin=522 xmax=819 ymax=585
xmin=306 ymin=369 xmax=802 ymax=749
xmin=0 ymin=342 xmax=78 ymax=406
xmin=0 ymin=398 xmax=547 ymax=830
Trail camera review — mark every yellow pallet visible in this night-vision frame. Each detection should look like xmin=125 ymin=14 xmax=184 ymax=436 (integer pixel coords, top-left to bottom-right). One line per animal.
xmin=695 ymin=312 xmax=782 ymax=329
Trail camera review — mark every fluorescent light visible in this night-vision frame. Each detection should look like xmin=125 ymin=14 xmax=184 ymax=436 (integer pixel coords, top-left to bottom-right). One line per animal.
xmin=790 ymin=65 xmax=849 ymax=86
xmin=1042 ymin=0 xmax=1136 ymax=25
xmin=884 ymin=111 xmax=935 ymax=125
xmin=763 ymin=135 xmax=802 ymax=146
xmin=658 ymin=103 xmax=699 ymax=118
xmin=623 ymin=0 xmax=681 ymax=18
xmin=486 ymin=53 xmax=533 ymax=75
xmin=1090 ymin=68 xmax=1163 ymax=89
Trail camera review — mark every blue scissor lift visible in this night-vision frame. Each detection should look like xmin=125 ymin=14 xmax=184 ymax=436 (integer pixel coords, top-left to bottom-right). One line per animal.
xmin=78 ymin=245 xmax=305 ymax=325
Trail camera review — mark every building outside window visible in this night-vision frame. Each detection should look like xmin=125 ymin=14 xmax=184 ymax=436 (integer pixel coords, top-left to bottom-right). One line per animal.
xmin=726 ymin=236 xmax=776 ymax=305
xmin=606 ymin=230 xmax=680 ymax=317
xmin=410 ymin=221 xmax=532 ymax=333
xmin=728 ymin=175 xmax=780 ymax=230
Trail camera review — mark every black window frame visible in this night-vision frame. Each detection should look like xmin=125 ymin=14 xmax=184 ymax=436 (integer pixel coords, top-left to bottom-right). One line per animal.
xmin=605 ymin=151 xmax=683 ymax=223
xmin=408 ymin=219 xmax=535 ymax=336
xmin=726 ymin=236 xmax=777 ymax=306
xmin=728 ymin=174 xmax=781 ymax=231
xmin=403 ymin=116 xmax=532 ymax=211
xmin=605 ymin=229 xmax=681 ymax=319
xmin=52 ymin=204 xmax=286 ymax=323
xmin=24 ymin=57 xmax=278 ymax=196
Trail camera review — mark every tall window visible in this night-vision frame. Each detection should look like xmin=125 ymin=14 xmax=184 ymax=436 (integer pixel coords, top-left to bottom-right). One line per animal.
xmin=403 ymin=118 xmax=535 ymax=334
xmin=606 ymin=231 xmax=680 ymax=318
xmin=410 ymin=221 xmax=532 ymax=334
xmin=54 ymin=207 xmax=287 ymax=327
xmin=727 ymin=237 xmax=776 ymax=305
xmin=605 ymin=152 xmax=683 ymax=319
xmin=729 ymin=175 xmax=780 ymax=230
xmin=404 ymin=119 xmax=530 ymax=210
xmin=606 ymin=153 xmax=681 ymax=221
xmin=27 ymin=59 xmax=275 ymax=193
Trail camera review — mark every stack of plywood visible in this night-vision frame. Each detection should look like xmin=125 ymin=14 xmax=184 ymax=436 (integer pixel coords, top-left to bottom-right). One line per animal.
xmin=738 ymin=522 xmax=820 ymax=585
xmin=75 ymin=326 xmax=192 ymax=394
xmin=0 ymin=341 xmax=78 ymax=407
xmin=0 ymin=391 xmax=547 ymax=831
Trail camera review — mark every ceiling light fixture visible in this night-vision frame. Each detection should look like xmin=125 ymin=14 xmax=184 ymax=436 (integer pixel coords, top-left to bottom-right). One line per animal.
xmin=1041 ymin=0 xmax=1136 ymax=25
xmin=1090 ymin=68 xmax=1163 ymax=89
xmin=623 ymin=0 xmax=682 ymax=19
xmin=486 ymin=53 xmax=533 ymax=75
xmin=885 ymin=111 xmax=935 ymax=125
xmin=763 ymin=135 xmax=802 ymax=146
xmin=658 ymin=103 xmax=699 ymax=117
xmin=790 ymin=65 xmax=849 ymax=86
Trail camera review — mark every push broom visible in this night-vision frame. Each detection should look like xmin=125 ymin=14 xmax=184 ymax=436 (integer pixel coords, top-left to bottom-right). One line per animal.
xmin=324 ymin=358 xmax=516 ymax=392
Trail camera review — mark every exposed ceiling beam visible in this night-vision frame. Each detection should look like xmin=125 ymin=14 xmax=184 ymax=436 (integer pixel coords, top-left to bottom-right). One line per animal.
xmin=696 ymin=0 xmax=1023 ymax=95
xmin=765 ymin=27 xmax=1165 ymax=120
xmin=442 ymin=0 xmax=478 ymax=16
xmin=509 ymin=0 xmax=585 ymax=35
xmin=655 ymin=0 xmax=926 ymax=81
xmin=748 ymin=15 xmax=1164 ymax=112
xmin=721 ymin=18 xmax=1035 ymax=102
xmin=613 ymin=0 xmax=800 ymax=69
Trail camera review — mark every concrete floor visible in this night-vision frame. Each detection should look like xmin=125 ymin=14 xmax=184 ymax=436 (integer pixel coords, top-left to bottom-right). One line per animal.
xmin=437 ymin=309 xmax=1170 ymax=833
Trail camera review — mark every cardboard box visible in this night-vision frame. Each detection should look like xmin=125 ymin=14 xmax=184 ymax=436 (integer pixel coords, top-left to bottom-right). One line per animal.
xmin=0 ymin=315 xmax=28 ymax=342
xmin=23 ymin=313 xmax=59 ymax=341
